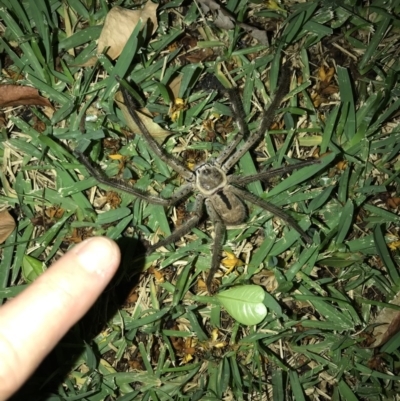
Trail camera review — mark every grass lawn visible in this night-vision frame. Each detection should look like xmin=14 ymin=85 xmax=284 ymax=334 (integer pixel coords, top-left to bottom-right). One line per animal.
xmin=1 ymin=0 xmax=400 ymax=399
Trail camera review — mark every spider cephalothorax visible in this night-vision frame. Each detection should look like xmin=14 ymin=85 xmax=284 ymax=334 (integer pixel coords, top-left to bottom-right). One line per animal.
xmin=77 ymin=64 xmax=322 ymax=293
xmin=194 ymin=164 xmax=246 ymax=225
xmin=196 ymin=164 xmax=227 ymax=193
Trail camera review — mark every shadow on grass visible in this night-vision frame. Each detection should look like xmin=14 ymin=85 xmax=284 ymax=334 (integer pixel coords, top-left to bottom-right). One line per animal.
xmin=10 ymin=236 xmax=147 ymax=401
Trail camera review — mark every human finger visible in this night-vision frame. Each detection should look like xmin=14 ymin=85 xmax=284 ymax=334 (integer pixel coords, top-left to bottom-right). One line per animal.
xmin=0 ymin=236 xmax=120 ymax=400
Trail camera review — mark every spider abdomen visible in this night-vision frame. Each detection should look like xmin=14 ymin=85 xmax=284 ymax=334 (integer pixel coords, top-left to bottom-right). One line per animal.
xmin=210 ymin=187 xmax=247 ymax=225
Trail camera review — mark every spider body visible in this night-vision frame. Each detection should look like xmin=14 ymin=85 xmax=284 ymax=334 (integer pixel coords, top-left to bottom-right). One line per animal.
xmin=195 ymin=164 xmax=227 ymax=193
xmin=210 ymin=188 xmax=247 ymax=225
xmin=77 ymin=64 xmax=322 ymax=293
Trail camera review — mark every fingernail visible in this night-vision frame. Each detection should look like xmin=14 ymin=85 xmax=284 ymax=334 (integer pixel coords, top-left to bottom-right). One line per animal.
xmin=72 ymin=237 xmax=119 ymax=277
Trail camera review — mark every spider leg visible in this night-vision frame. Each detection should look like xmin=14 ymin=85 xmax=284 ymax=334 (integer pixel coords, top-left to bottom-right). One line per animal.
xmin=168 ymin=183 xmax=196 ymax=204
xmin=119 ymin=84 xmax=195 ymax=181
xmin=222 ymin=65 xmax=290 ymax=173
xmin=205 ymin=199 xmax=226 ymax=294
xmin=214 ymin=89 xmax=249 ymax=167
xmin=229 ymin=159 xmax=320 ymax=186
xmin=76 ymin=151 xmax=193 ymax=206
xmin=146 ymin=194 xmax=205 ymax=255
xmin=230 ymin=186 xmax=313 ymax=244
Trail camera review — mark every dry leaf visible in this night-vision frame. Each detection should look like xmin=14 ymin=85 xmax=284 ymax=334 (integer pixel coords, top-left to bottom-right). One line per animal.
xmin=386 ymin=197 xmax=400 ymax=209
xmin=197 ymin=0 xmax=220 ymax=12
xmin=115 ymin=91 xmax=171 ymax=144
xmin=33 ymin=116 xmax=47 ymax=133
xmin=97 ymin=4 xmax=158 ymax=60
xmin=238 ymin=23 xmax=268 ymax=46
xmin=106 ymin=191 xmax=122 ymax=209
xmin=200 ymin=328 xmax=227 ymax=349
xmin=0 ymin=210 xmax=16 ymax=244
xmin=149 ymin=266 xmax=165 ymax=283
xmin=103 ymin=137 xmax=122 ymax=152
xmin=197 ymin=277 xmax=208 ymax=292
xmin=108 ymin=153 xmax=125 ymax=161
xmin=266 ymin=0 xmax=286 ymax=12
xmin=336 ymin=160 xmax=348 ymax=170
xmin=221 ymin=250 xmax=244 ymax=274
xmin=125 ymin=286 xmax=139 ymax=304
xmin=177 ymin=35 xmax=215 ymax=63
xmin=252 ymin=269 xmax=278 ymax=292
xmin=66 ymin=228 xmax=84 ymax=244
xmin=45 ymin=206 xmax=64 ymax=219
xmin=197 ymin=0 xmax=268 ymax=44
xmin=0 ymin=85 xmax=52 ymax=108
xmin=170 ymin=98 xmax=186 ymax=122
xmin=388 ymin=240 xmax=400 ymax=251
xmin=183 ymin=338 xmax=196 ymax=356
xmin=179 ymin=34 xmax=198 ymax=49
xmin=183 ymin=48 xmax=214 ymax=64
xmin=214 ymin=9 xmax=235 ymax=30
xmin=371 ymin=292 xmax=400 ymax=347
xmin=175 ymin=204 xmax=189 ymax=226
xmin=312 ymin=65 xmax=338 ymax=107
xmin=198 ymin=0 xmax=235 ymax=30
xmin=168 ymin=75 xmax=183 ymax=100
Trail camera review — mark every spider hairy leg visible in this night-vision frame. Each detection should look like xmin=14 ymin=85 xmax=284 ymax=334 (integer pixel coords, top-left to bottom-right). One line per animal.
xmin=76 ymin=151 xmax=169 ymax=206
xmin=214 ymin=88 xmax=249 ymax=167
xmin=75 ymin=151 xmax=193 ymax=206
xmin=230 ymin=158 xmax=321 ymax=186
xmin=145 ymin=194 xmax=205 ymax=255
xmin=205 ymin=199 xmax=226 ymax=294
xmin=222 ymin=64 xmax=291 ymax=172
xmin=230 ymin=186 xmax=313 ymax=244
xmin=119 ymin=82 xmax=195 ymax=181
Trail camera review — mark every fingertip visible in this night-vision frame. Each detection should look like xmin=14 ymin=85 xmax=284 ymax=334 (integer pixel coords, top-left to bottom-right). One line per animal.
xmin=0 ymin=237 xmax=121 ymax=400
xmin=71 ymin=237 xmax=121 ymax=278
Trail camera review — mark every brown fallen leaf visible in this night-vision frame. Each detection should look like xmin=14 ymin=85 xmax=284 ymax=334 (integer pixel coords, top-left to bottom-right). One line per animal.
xmin=265 ymin=0 xmax=286 ymax=12
xmin=168 ymin=74 xmax=183 ymax=101
xmin=0 ymin=210 xmax=16 ymax=244
xmin=45 ymin=206 xmax=65 ymax=220
xmin=238 ymin=23 xmax=269 ymax=46
xmin=336 ymin=160 xmax=348 ymax=171
xmin=312 ymin=65 xmax=339 ymax=107
xmin=0 ymin=85 xmax=52 ymax=108
xmin=170 ymin=98 xmax=186 ymax=122
xmin=370 ymin=292 xmax=400 ymax=347
xmin=148 ymin=266 xmax=165 ymax=284
xmin=30 ymin=206 xmax=64 ymax=230
xmin=184 ymin=48 xmax=214 ymax=64
xmin=98 ymin=4 xmax=158 ymax=60
xmin=198 ymin=0 xmax=235 ymax=30
xmin=197 ymin=0 xmax=268 ymax=44
xmin=386 ymin=197 xmax=400 ymax=209
xmin=388 ymin=240 xmax=400 ymax=251
xmin=221 ymin=250 xmax=244 ymax=274
xmin=252 ymin=269 xmax=278 ymax=292
xmin=115 ymin=91 xmax=170 ymax=144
